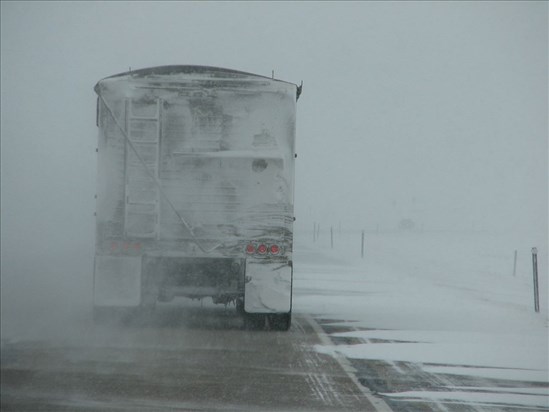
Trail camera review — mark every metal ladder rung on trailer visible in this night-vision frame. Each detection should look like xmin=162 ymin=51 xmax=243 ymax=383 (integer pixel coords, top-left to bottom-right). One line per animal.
xmin=124 ymin=99 xmax=161 ymax=239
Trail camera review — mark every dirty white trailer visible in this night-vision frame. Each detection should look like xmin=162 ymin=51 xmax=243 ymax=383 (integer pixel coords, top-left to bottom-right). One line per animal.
xmin=93 ymin=66 xmax=301 ymax=330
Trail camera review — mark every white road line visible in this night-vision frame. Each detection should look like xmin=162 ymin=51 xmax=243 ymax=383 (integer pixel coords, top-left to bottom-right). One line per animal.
xmin=304 ymin=314 xmax=394 ymax=412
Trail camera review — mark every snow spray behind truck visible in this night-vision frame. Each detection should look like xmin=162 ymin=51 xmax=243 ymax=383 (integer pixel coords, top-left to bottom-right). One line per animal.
xmin=93 ymin=66 xmax=301 ymax=330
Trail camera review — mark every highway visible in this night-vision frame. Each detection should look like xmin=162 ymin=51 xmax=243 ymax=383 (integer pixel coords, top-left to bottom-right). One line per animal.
xmin=1 ymin=304 xmax=387 ymax=412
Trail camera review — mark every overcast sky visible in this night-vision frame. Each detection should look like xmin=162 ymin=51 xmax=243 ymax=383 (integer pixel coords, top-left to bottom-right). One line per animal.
xmin=1 ymin=1 xmax=547 ymax=260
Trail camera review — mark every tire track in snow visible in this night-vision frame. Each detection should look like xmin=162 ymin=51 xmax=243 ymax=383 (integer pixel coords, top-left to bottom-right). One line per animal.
xmin=293 ymin=316 xmax=367 ymax=410
xmin=303 ymin=315 xmax=394 ymax=412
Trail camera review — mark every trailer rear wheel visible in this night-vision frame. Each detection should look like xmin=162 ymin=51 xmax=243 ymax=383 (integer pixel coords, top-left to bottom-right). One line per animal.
xmin=270 ymin=313 xmax=291 ymax=331
xmin=243 ymin=313 xmax=266 ymax=330
xmin=243 ymin=312 xmax=291 ymax=331
xmin=236 ymin=298 xmax=245 ymax=315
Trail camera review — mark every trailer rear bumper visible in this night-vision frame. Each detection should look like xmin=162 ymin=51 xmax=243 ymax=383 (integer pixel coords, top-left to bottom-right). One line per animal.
xmin=93 ymin=254 xmax=292 ymax=314
xmin=94 ymin=254 xmax=246 ymax=308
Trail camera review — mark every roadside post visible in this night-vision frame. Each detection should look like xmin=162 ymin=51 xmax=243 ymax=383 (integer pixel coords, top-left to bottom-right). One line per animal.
xmin=531 ymin=247 xmax=539 ymax=313
xmin=361 ymin=230 xmax=365 ymax=258
xmin=513 ymin=250 xmax=517 ymax=277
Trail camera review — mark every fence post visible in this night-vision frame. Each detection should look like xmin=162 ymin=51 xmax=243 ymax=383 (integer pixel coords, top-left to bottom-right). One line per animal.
xmin=532 ymin=247 xmax=539 ymax=313
xmin=361 ymin=230 xmax=365 ymax=258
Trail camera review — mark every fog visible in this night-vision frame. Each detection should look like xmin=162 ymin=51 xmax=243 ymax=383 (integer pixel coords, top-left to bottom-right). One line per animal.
xmin=1 ymin=2 xmax=547 ymax=338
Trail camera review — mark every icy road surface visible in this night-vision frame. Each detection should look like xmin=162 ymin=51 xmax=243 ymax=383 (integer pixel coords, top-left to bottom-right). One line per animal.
xmin=293 ymin=230 xmax=549 ymax=411
xmin=1 ymin=306 xmax=379 ymax=412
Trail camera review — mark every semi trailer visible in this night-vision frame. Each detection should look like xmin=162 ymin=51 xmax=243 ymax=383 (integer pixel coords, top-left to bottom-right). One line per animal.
xmin=93 ymin=65 xmax=300 ymax=330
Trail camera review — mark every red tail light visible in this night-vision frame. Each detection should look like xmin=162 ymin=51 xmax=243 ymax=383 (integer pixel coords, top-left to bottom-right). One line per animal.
xmin=246 ymin=243 xmax=282 ymax=256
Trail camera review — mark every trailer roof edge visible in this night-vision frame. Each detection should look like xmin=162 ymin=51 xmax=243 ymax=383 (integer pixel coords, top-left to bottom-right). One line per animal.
xmin=95 ymin=65 xmax=298 ymax=87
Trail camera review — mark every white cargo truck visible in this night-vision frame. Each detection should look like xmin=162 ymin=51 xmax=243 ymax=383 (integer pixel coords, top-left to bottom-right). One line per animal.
xmin=93 ymin=66 xmax=301 ymax=330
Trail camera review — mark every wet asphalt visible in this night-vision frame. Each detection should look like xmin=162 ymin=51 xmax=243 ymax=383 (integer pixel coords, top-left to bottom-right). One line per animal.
xmin=1 ymin=305 xmax=375 ymax=412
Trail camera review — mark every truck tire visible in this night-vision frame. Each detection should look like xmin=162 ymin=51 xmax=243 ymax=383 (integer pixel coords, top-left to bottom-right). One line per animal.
xmin=243 ymin=312 xmax=291 ymax=331
xmin=236 ymin=298 xmax=245 ymax=315
xmin=243 ymin=313 xmax=266 ymax=330
xmin=270 ymin=313 xmax=291 ymax=331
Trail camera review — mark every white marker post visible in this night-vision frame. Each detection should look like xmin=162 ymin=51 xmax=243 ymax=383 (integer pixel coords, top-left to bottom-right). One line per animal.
xmin=532 ymin=247 xmax=540 ymax=313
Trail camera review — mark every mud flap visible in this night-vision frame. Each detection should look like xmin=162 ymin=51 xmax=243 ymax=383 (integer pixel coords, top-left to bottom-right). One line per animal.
xmin=94 ymin=255 xmax=142 ymax=307
xmin=244 ymin=261 xmax=292 ymax=313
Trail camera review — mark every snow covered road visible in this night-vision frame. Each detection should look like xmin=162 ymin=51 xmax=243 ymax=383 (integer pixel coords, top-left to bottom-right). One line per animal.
xmin=293 ymin=230 xmax=549 ymax=411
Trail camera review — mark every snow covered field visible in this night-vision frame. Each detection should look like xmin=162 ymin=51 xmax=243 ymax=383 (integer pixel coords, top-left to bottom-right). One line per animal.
xmin=293 ymin=229 xmax=548 ymax=410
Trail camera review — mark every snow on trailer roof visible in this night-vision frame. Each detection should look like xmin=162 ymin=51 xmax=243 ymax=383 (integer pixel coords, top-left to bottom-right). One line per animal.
xmin=95 ymin=65 xmax=301 ymax=99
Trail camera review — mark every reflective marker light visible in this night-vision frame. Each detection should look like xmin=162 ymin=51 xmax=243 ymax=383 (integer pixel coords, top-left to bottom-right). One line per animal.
xmin=257 ymin=244 xmax=268 ymax=254
xmin=246 ymin=244 xmax=255 ymax=254
xmin=270 ymin=244 xmax=280 ymax=255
